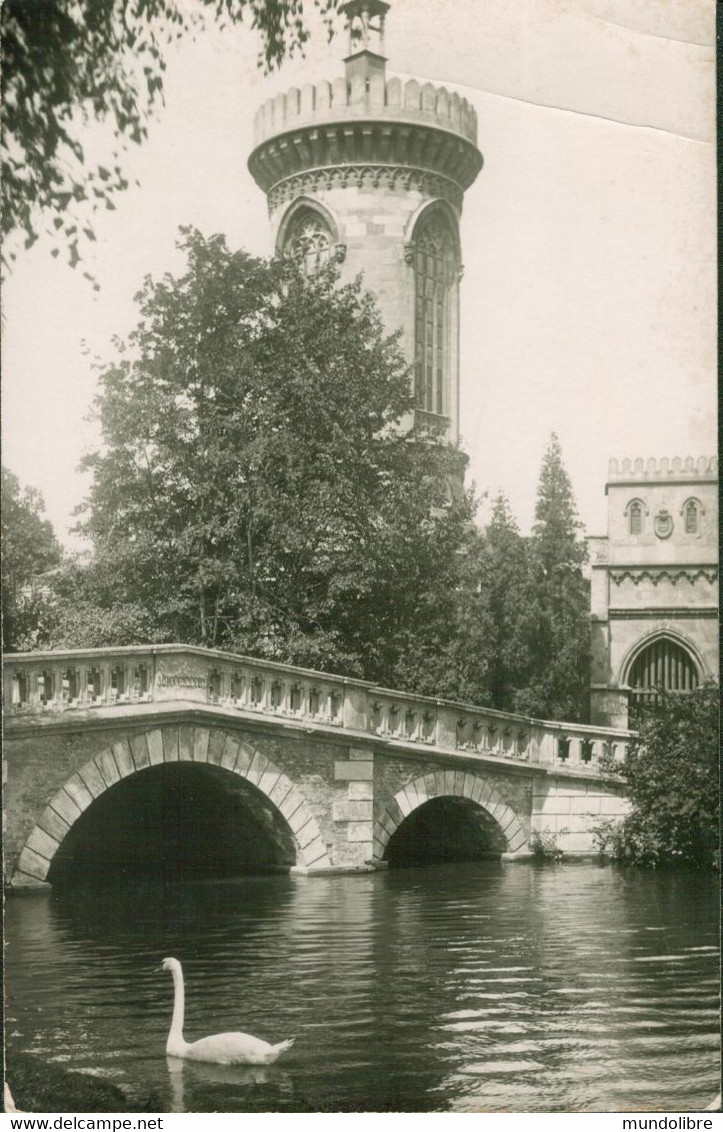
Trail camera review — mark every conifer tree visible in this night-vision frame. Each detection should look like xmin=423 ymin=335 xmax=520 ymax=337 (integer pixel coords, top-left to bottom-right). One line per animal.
xmin=515 ymin=433 xmax=590 ymax=721
xmin=480 ymin=493 xmax=531 ymax=710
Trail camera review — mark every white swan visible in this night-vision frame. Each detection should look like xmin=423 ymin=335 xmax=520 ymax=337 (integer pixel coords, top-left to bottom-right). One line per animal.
xmin=160 ymin=957 xmax=294 ymax=1065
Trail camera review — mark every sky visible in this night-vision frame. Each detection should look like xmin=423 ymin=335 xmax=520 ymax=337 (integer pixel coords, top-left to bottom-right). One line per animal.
xmin=2 ymin=0 xmax=716 ymax=547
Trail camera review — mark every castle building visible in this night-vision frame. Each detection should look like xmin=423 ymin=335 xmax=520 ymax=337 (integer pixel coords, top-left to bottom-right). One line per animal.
xmin=589 ymin=457 xmax=718 ymax=729
xmin=247 ymin=0 xmax=482 ymax=444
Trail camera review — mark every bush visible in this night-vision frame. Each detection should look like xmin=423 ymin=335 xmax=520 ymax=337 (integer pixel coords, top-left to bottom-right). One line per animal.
xmin=530 ymin=828 xmax=568 ymax=862
xmin=596 ymin=686 xmax=719 ymax=868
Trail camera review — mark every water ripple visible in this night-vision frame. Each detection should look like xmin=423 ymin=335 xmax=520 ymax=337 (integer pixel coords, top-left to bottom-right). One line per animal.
xmin=5 ymin=863 xmax=719 ymax=1113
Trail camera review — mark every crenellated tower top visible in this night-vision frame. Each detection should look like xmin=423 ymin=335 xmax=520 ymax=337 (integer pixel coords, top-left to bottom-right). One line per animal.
xmin=607 ymin=456 xmax=718 ymax=482
xmin=248 ymin=2 xmax=481 ymax=203
xmin=247 ymin=1 xmax=484 ymax=446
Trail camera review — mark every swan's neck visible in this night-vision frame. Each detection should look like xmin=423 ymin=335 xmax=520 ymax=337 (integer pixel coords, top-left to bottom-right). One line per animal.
xmin=169 ymin=966 xmax=185 ymax=1045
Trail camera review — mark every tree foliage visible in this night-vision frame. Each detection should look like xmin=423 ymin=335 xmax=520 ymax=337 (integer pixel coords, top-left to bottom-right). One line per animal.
xmin=480 ymin=493 xmax=531 ymax=710
xmin=514 ymin=433 xmax=590 ymax=721
xmin=1 ymin=466 xmax=61 ymax=650
xmin=1 ymin=0 xmax=340 ymax=269
xmin=597 ymin=687 xmax=719 ymax=867
xmin=74 ymin=228 xmax=475 ymax=683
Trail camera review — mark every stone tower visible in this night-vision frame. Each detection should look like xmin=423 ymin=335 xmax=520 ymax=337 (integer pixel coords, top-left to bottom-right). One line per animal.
xmin=588 ymin=455 xmax=718 ymax=729
xmin=248 ymin=0 xmax=483 ymax=444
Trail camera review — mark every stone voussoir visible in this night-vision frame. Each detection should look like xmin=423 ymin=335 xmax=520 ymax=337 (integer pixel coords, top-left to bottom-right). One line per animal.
xmin=78 ymin=759 xmax=106 ymax=799
xmin=63 ymin=774 xmax=94 ymax=814
xmin=162 ymin=726 xmax=180 ymax=762
xmin=192 ymin=728 xmax=210 ymax=762
xmin=38 ymin=805 xmax=70 ymax=843
xmin=97 ymin=747 xmax=121 ymax=787
xmin=112 ymin=739 xmax=135 ymax=778
xmin=131 ymin=734 xmax=150 ymax=771
xmin=207 ymin=729 xmax=227 ymax=765
xmin=146 ymin=729 xmax=164 ymax=766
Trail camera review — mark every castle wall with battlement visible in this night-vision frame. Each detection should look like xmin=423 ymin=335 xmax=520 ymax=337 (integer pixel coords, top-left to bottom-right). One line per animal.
xmin=253 ymin=75 xmax=478 ymax=149
xmin=608 ymin=456 xmax=717 ymax=481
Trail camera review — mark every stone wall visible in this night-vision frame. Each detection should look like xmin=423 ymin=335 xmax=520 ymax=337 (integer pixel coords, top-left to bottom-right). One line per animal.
xmin=5 ymin=708 xmax=634 ymax=887
xmin=531 ymin=773 xmax=631 ymax=855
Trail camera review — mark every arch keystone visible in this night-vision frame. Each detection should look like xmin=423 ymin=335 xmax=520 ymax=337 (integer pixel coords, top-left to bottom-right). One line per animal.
xmin=192 ymin=728 xmax=209 ymax=763
xmin=147 ymin=729 xmax=164 ymax=766
xmin=162 ymin=727 xmax=179 ymax=762
xmin=178 ymin=726 xmax=194 ymax=762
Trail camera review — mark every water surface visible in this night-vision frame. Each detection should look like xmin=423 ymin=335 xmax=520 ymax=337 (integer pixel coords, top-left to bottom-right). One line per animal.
xmin=5 ymin=863 xmax=719 ymax=1112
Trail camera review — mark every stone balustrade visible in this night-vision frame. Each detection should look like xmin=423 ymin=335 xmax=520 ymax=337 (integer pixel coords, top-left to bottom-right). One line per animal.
xmin=4 ymin=645 xmax=631 ymax=775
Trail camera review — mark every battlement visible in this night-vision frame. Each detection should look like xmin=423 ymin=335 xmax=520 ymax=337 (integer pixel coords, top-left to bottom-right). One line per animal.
xmin=608 ymin=456 xmax=718 ymax=482
xmin=253 ymin=75 xmax=478 ymax=149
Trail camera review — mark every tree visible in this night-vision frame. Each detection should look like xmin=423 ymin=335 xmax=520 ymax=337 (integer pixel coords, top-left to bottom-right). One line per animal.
xmin=1 ymin=466 xmax=61 ymax=650
xmin=389 ymin=494 xmax=537 ymax=710
xmin=479 ymin=493 xmax=532 ymax=710
xmin=75 ymin=228 xmax=474 ymax=684
xmin=515 ymin=433 xmax=589 ymax=721
xmin=1 ymin=0 xmax=340 ymax=269
xmin=598 ymin=687 xmax=719 ymax=867
xmin=36 ymin=557 xmax=169 ymax=650
xmin=388 ymin=523 xmax=496 ymax=707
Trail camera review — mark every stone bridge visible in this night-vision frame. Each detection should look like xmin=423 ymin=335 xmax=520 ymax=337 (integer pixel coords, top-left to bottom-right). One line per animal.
xmin=4 ymin=646 xmax=632 ymax=889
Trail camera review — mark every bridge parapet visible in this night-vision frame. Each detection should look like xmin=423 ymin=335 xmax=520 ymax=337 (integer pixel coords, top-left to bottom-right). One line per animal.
xmin=4 ymin=645 xmax=631 ymax=775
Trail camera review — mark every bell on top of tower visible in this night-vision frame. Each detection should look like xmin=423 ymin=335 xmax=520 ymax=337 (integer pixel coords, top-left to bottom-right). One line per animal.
xmin=341 ymin=0 xmax=390 ymax=82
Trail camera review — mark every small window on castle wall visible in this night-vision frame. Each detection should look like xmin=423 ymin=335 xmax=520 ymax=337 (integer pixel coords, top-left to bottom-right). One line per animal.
xmin=684 ymin=500 xmax=699 ymax=534
xmin=284 ymin=211 xmax=332 ymax=275
xmin=629 ymin=501 xmax=643 ymax=535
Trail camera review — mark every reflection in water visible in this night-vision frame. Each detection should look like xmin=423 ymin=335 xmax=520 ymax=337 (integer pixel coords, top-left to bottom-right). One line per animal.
xmin=166 ymin=1057 xmax=275 ymax=1113
xmin=5 ymin=864 xmax=719 ymax=1113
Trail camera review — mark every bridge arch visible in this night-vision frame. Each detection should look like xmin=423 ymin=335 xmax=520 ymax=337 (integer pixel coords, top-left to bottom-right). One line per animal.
xmin=374 ymin=770 xmax=528 ymax=865
xmin=13 ymin=724 xmax=330 ymax=887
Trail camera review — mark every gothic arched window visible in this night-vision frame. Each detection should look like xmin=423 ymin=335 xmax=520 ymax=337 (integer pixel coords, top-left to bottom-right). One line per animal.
xmin=412 ymin=211 xmax=457 ymax=417
xmin=684 ymin=499 xmax=700 ymax=534
xmin=627 ymin=500 xmax=644 ymax=535
xmin=628 ymin=636 xmax=699 ymax=717
xmin=283 ymin=209 xmax=332 ymax=274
